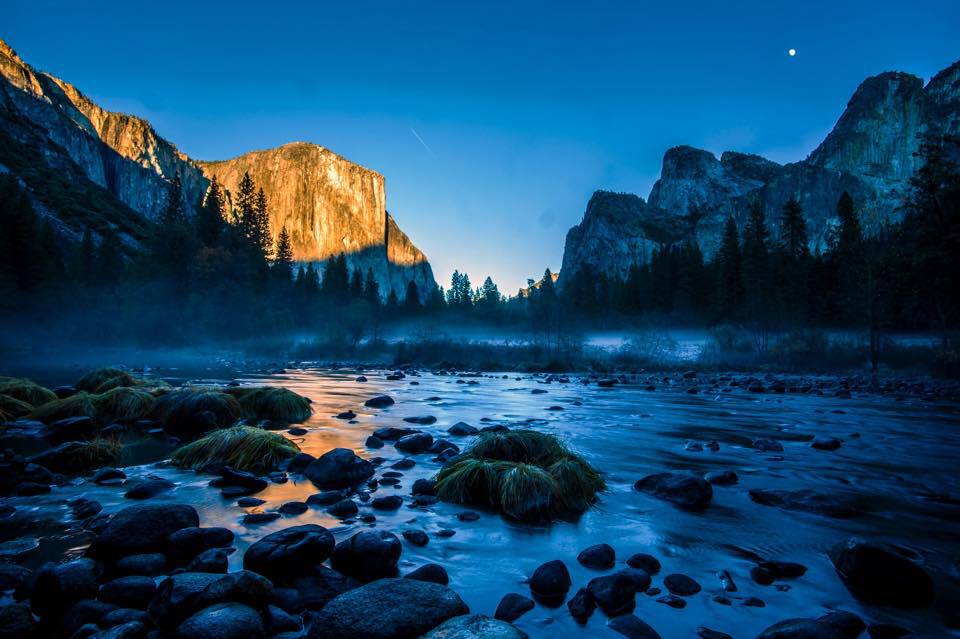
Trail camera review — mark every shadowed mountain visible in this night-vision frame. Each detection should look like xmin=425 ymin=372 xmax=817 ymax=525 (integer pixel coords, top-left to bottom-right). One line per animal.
xmin=0 ymin=38 xmax=435 ymax=299
xmin=560 ymin=60 xmax=960 ymax=286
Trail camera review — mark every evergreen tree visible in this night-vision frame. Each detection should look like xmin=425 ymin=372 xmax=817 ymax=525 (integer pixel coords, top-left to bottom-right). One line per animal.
xmin=350 ymin=267 xmax=364 ymax=298
xmin=387 ymin=289 xmax=398 ymax=307
xmin=779 ymin=196 xmax=809 ymax=259
xmin=404 ymin=280 xmax=421 ymax=309
xmin=477 ymin=276 xmax=501 ymax=309
xmin=363 ymin=268 xmax=381 ymax=304
xmin=0 ymin=174 xmax=41 ymax=292
xmin=830 ymin=191 xmax=866 ymax=324
xmin=253 ymin=188 xmax=272 ymax=259
xmin=272 ymin=227 xmax=294 ymax=282
xmin=776 ymin=197 xmax=811 ymax=326
xmin=159 ymin=175 xmax=186 ymax=226
xmin=235 ymin=171 xmax=256 ymax=230
xmin=196 ymin=176 xmax=226 ymax=246
xmin=715 ymin=216 xmax=742 ymax=320
xmin=741 ymin=199 xmax=772 ymax=347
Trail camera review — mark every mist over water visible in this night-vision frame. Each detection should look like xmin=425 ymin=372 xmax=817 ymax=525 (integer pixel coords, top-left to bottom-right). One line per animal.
xmin=4 ymin=366 xmax=958 ymax=637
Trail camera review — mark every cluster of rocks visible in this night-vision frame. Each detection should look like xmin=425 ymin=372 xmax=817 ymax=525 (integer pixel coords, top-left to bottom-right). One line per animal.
xmin=0 ymin=502 xmax=527 ymax=638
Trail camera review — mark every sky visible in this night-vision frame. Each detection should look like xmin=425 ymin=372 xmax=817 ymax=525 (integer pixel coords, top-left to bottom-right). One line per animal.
xmin=5 ymin=1 xmax=958 ymax=293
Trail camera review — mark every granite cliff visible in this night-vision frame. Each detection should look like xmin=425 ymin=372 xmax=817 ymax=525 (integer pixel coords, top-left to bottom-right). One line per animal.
xmin=560 ymin=60 xmax=960 ymax=286
xmin=0 ymin=38 xmax=434 ymax=299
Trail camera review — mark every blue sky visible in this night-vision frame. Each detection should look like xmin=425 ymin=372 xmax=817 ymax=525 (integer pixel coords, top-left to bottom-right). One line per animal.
xmin=6 ymin=0 xmax=958 ymax=292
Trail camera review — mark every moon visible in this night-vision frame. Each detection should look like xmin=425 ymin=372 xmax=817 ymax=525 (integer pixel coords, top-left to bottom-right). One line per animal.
xmin=788 ymin=48 xmax=797 ymax=57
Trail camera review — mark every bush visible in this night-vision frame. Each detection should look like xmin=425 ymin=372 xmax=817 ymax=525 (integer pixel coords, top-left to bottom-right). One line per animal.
xmin=30 ymin=392 xmax=97 ymax=423
xmin=0 ymin=377 xmax=57 ymax=406
xmin=226 ymin=386 xmax=312 ymax=423
xmin=434 ymin=430 xmax=604 ymax=522
xmin=151 ymin=389 xmax=242 ymax=437
xmin=93 ymin=387 xmax=155 ymax=423
xmin=171 ymin=425 xmax=300 ymax=472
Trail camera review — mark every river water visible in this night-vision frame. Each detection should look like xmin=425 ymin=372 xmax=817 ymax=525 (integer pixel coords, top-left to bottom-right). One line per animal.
xmin=3 ymin=368 xmax=959 ymax=638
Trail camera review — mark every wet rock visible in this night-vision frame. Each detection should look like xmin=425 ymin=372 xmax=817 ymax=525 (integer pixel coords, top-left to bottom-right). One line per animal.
xmin=457 ymin=511 xmax=480 ymax=522
xmin=30 ymin=558 xmax=100 ymax=615
xmin=749 ymin=489 xmax=860 ymax=518
xmin=375 ymin=427 xmax=420 ymax=441
xmin=412 ymin=478 xmax=436 ymax=496
xmin=0 ymin=564 xmax=31 ymax=593
xmin=577 ymin=543 xmax=616 ymax=570
xmin=244 ymin=524 xmax=335 ymax=582
xmin=147 ymin=572 xmax=222 ymax=628
xmin=124 ymin=478 xmax=176 ymax=500
xmin=405 ymin=564 xmax=449 ymax=585
xmin=419 ymin=614 xmax=528 ymax=639
xmin=99 ymin=607 xmax=147 ymax=628
xmin=430 ymin=439 xmax=459 ymax=454
xmin=365 ymin=435 xmax=384 ymax=449
xmin=404 ymin=415 xmax=437 ymax=425
xmin=663 ymin=573 xmax=701 ymax=596
xmin=812 ymin=437 xmax=843 ymax=451
xmin=403 ymin=530 xmax=429 ymax=546
xmin=626 ymin=554 xmax=661 ymax=574
xmin=12 ymin=481 xmax=49 ymax=496
xmin=816 ymin=611 xmax=866 ymax=638
xmin=364 ymin=395 xmax=394 ymax=408
xmin=40 ymin=416 xmax=96 ymax=444
xmin=175 ymin=602 xmax=265 ymax=639
xmin=755 ymin=618 xmax=848 ymax=639
xmin=448 ymin=422 xmax=479 ymax=436
xmin=753 ymin=439 xmax=784 ymax=452
xmin=99 ymin=576 xmax=157 ymax=609
xmin=331 ymin=530 xmax=402 ymax=583
xmin=705 ymin=470 xmax=739 ymax=485
xmin=634 ymin=473 xmax=713 ymax=510
xmin=372 ymin=495 xmax=403 ymax=510
xmin=607 ymin=614 xmax=661 ymax=639
xmin=187 ymin=548 xmax=229 ymax=574
xmin=355 ymin=377 xmax=367 ymax=383
xmin=62 ymin=599 xmax=116 ymax=635
xmin=743 ymin=596 xmax=765 ymax=607
xmin=288 ymin=452 xmax=315 ymax=473
xmin=759 ymin=561 xmax=807 ymax=578
xmin=336 ymin=411 xmax=357 ymax=420
xmin=292 ymin=566 xmax=361 ymax=610
xmin=0 ymin=604 xmax=36 ymax=636
xmin=716 ymin=569 xmax=737 ymax=592
xmin=220 ymin=467 xmax=268 ymax=492
xmin=167 ymin=527 xmax=234 ymax=561
xmin=587 ymin=573 xmax=637 ymax=616
xmin=396 ymin=432 xmax=434 ymax=453
xmin=278 ymin=501 xmax=308 ymax=515
xmin=327 ymin=499 xmax=360 ymax=518
xmin=697 ymin=628 xmax=732 ymax=639
xmin=89 ymin=503 xmax=199 ymax=563
xmin=242 ymin=512 xmax=280 ymax=525
xmin=567 ymin=588 xmax=596 ymax=623
xmin=190 ymin=570 xmax=273 ymax=615
xmin=264 ymin=603 xmax=301 ymax=634
xmin=70 ymin=498 xmax=103 ymax=520
xmin=494 ymin=593 xmax=534 ymax=622
xmin=528 ymin=560 xmax=571 ymax=605
xmin=306 ymin=490 xmax=345 ymax=506
xmin=308 ymin=578 xmax=469 ymax=639
xmin=114 ymin=553 xmax=167 ymax=576
xmin=829 ymin=538 xmax=934 ymax=608
xmin=656 ymin=594 xmax=686 ymax=608
xmin=305 ymin=448 xmax=374 ymax=488
xmin=236 ymin=497 xmax=266 ymax=507
xmin=751 ymin=566 xmax=775 ymax=585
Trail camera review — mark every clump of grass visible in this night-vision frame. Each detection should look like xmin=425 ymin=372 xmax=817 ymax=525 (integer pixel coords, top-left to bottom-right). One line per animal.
xmin=93 ymin=387 xmax=154 ymax=423
xmin=30 ymin=393 xmax=97 ymax=423
xmin=0 ymin=393 xmax=34 ymax=421
xmin=226 ymin=386 xmax=313 ymax=423
xmin=151 ymin=389 xmax=242 ymax=437
xmin=434 ymin=430 xmax=605 ymax=523
xmin=171 ymin=425 xmax=300 ymax=472
xmin=75 ymin=368 xmax=133 ymax=392
xmin=77 ymin=437 xmax=122 ymax=470
xmin=0 ymin=377 xmax=57 ymax=407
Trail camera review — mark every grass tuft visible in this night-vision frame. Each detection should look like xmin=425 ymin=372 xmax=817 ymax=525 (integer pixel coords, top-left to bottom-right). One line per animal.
xmin=0 ymin=377 xmax=57 ymax=407
xmin=151 ymin=389 xmax=242 ymax=437
xmin=171 ymin=425 xmax=300 ymax=472
xmin=0 ymin=393 xmax=35 ymax=421
xmin=30 ymin=393 xmax=97 ymax=423
xmin=434 ymin=430 xmax=605 ymax=523
xmin=93 ymin=387 xmax=155 ymax=423
xmin=225 ymin=386 xmax=313 ymax=423
xmin=75 ymin=368 xmax=132 ymax=392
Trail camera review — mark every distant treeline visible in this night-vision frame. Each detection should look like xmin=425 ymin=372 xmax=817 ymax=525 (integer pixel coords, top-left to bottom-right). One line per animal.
xmin=0 ymin=138 xmax=958 ymax=359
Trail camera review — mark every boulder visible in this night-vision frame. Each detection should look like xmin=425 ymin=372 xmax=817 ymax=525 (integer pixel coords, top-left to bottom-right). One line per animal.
xmin=174 ymin=602 xmax=265 ymax=639
xmin=663 ymin=573 xmax=701 ymax=596
xmin=528 ymin=560 xmax=571 ymax=605
xmin=308 ymin=578 xmax=469 ymax=639
xmin=0 ymin=603 xmax=36 ymax=639
xmin=364 ymin=395 xmax=395 ymax=408
xmin=243 ymin=525 xmax=335 ymax=582
xmin=587 ymin=573 xmax=637 ymax=616
xmin=829 ymin=538 xmax=934 ymax=608
xmin=30 ymin=558 xmax=100 ymax=615
xmin=634 ymin=473 xmax=712 ymax=510
xmin=331 ymin=530 xmax=402 ymax=582
xmin=419 ymin=614 xmax=528 ymax=639
xmin=304 ymin=448 xmax=374 ymax=488
xmin=395 ymin=433 xmax=434 ymax=453
xmin=567 ymin=587 xmax=596 ymax=623
xmin=608 ymin=614 xmax=661 ymax=639
xmin=146 ymin=572 xmax=221 ymax=629
xmin=167 ymin=527 xmax=234 ymax=561
xmin=405 ymin=564 xmax=449 ymax=585
xmin=114 ymin=554 xmax=167 ymax=576
xmin=187 ymin=548 xmax=229 ymax=574
xmin=98 ymin=576 xmax=157 ymax=609
xmin=626 ymin=554 xmax=661 ymax=574
xmin=124 ymin=478 xmax=176 ymax=500
xmin=755 ymin=618 xmax=848 ymax=639
xmin=88 ymin=504 xmax=199 ymax=563
xmin=577 ymin=543 xmax=616 ymax=569
xmin=494 ymin=593 xmax=534 ymax=622
xmin=448 ymin=422 xmax=479 ymax=436
xmin=292 ymin=566 xmax=360 ymax=610
xmin=750 ymin=489 xmax=860 ymax=518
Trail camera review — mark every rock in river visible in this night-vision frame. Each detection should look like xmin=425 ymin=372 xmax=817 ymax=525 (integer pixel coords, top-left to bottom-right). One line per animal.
xmin=305 ymin=448 xmax=374 ymax=488
xmin=494 ymin=593 xmax=534 ymax=622
xmin=634 ymin=473 xmax=713 ymax=510
xmin=608 ymin=614 xmax=662 ymax=639
xmin=308 ymin=578 xmax=469 ymax=639
xmin=88 ymin=503 xmax=199 ymax=563
xmin=331 ymin=530 xmax=402 ymax=583
xmin=755 ymin=618 xmax=848 ymax=639
xmin=528 ymin=560 xmax=571 ymax=605
xmin=577 ymin=543 xmax=616 ymax=570
xmin=420 ymin=614 xmax=528 ymax=639
xmin=364 ymin=395 xmax=395 ymax=408
xmin=749 ymin=489 xmax=860 ymax=518
xmin=829 ymin=538 xmax=934 ymax=608
xmin=243 ymin=524 xmax=335 ymax=582
xmin=395 ymin=432 xmax=434 ymax=453
xmin=175 ymin=602 xmax=265 ymax=639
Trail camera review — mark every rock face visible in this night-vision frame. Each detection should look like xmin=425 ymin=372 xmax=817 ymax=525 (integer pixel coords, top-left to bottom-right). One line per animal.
xmin=560 ymin=60 xmax=960 ymax=286
xmin=0 ymin=38 xmax=435 ymax=298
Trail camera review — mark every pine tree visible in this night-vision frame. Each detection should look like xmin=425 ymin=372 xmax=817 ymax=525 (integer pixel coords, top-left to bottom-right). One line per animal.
xmin=196 ymin=176 xmax=226 ymax=246
xmin=446 ymin=271 xmax=462 ymax=306
xmin=780 ymin=197 xmax=809 ymax=259
xmin=235 ymin=172 xmax=256 ymax=230
xmin=0 ymin=174 xmax=41 ymax=292
xmin=404 ymin=280 xmax=421 ymax=309
xmin=159 ymin=175 xmax=186 ymax=226
xmin=272 ymin=227 xmax=294 ymax=282
xmin=715 ymin=216 xmax=742 ymax=320
xmin=253 ymin=188 xmax=272 ymax=259
xmin=363 ymin=268 xmax=381 ymax=304
xmin=741 ymin=199 xmax=772 ymax=348
xmin=387 ymin=289 xmax=398 ymax=307
xmin=350 ymin=268 xmax=364 ymax=298
xmin=831 ymin=191 xmax=866 ymax=324
xmin=478 ymin=276 xmax=501 ymax=308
